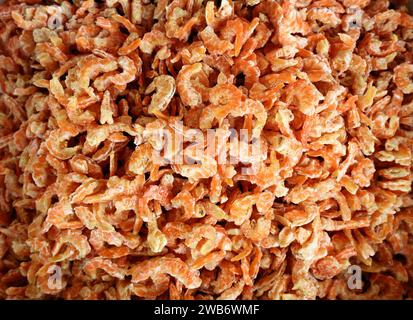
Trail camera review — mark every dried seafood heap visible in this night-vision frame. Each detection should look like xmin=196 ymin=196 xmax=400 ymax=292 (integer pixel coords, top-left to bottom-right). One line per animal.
xmin=1 ymin=0 xmax=413 ymax=300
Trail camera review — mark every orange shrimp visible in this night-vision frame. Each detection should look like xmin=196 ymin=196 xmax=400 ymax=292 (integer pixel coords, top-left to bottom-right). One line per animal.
xmin=139 ymin=30 xmax=171 ymax=54
xmin=394 ymin=63 xmax=413 ymax=94
xmin=129 ymin=256 xmax=202 ymax=289
xmin=109 ymin=56 xmax=138 ymax=86
xmin=51 ymin=230 xmax=91 ymax=262
xmin=176 ymin=63 xmax=204 ymax=107
xmin=145 ymin=75 xmax=176 ymax=115
xmin=45 ymin=127 xmax=81 ymax=160
xmin=199 ymin=26 xmax=233 ymax=55
xmin=11 ymin=6 xmax=48 ymax=30
xmin=172 ymin=145 xmax=217 ymax=183
xmin=84 ymin=257 xmax=127 ymax=280
xmin=285 ymin=79 xmax=323 ymax=116
xmin=46 ymin=201 xmax=83 ymax=230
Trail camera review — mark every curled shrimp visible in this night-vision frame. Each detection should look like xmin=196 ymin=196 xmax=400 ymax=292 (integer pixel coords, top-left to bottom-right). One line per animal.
xmin=394 ymin=63 xmax=413 ymax=94
xmin=232 ymin=57 xmax=260 ymax=88
xmin=146 ymin=218 xmax=167 ymax=253
xmin=129 ymin=256 xmax=202 ymax=289
xmin=212 ymin=261 xmax=239 ymax=294
xmin=229 ymin=194 xmax=258 ymax=226
xmin=131 ymin=274 xmax=170 ymax=298
xmin=109 ymin=56 xmax=137 ymax=86
xmin=106 ymin=0 xmax=131 ymax=18
xmin=0 ymin=4 xmax=23 ymax=20
xmin=84 ymin=257 xmax=126 ymax=280
xmin=199 ymin=26 xmax=233 ymax=55
xmin=165 ymin=7 xmax=201 ymax=41
xmin=276 ymin=1 xmax=310 ymax=49
xmin=162 ymin=222 xmax=191 ymax=247
xmin=202 ymin=83 xmax=242 ymax=127
xmin=185 ymin=224 xmax=231 ymax=258
xmin=363 ymin=34 xmax=405 ymax=58
xmin=145 ymin=75 xmax=176 ymax=115
xmin=307 ymin=7 xmax=341 ymax=28
xmin=351 ymin=158 xmax=375 ymax=187
xmin=240 ymin=216 xmax=272 ymax=243
xmin=231 ymin=99 xmax=267 ymax=139
xmin=217 ymin=280 xmax=245 ymax=300
xmin=35 ymin=263 xmax=67 ymax=295
xmin=46 ymin=201 xmax=83 ymax=230
xmin=341 ymin=0 xmax=369 ymax=8
xmin=139 ymin=30 xmax=171 ymax=54
xmin=172 ymin=145 xmax=217 ymax=183
xmin=0 ymin=55 xmax=18 ymax=72
xmin=285 ymin=79 xmax=323 ymax=116
xmin=70 ymin=55 xmax=118 ymax=94
xmin=11 ymin=6 xmax=48 ymax=30
xmin=128 ymin=143 xmax=153 ymax=175
xmin=374 ymin=10 xmax=401 ymax=34
xmin=45 ymin=126 xmax=81 ymax=160
xmin=51 ymin=230 xmax=91 ymax=262
xmin=205 ymin=0 xmax=234 ymax=29
xmin=176 ymin=63 xmax=204 ymax=107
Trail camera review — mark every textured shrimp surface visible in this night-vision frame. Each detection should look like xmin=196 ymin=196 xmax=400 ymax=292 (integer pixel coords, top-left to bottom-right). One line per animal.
xmin=1 ymin=0 xmax=413 ymax=300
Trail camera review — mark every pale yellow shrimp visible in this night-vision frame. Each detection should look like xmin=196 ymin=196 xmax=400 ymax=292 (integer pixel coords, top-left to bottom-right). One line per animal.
xmin=146 ymin=218 xmax=167 ymax=253
xmin=106 ymin=0 xmax=131 ymax=18
xmin=394 ymin=63 xmax=413 ymax=94
xmin=176 ymin=63 xmax=203 ymax=107
xmin=145 ymin=75 xmax=176 ymax=115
